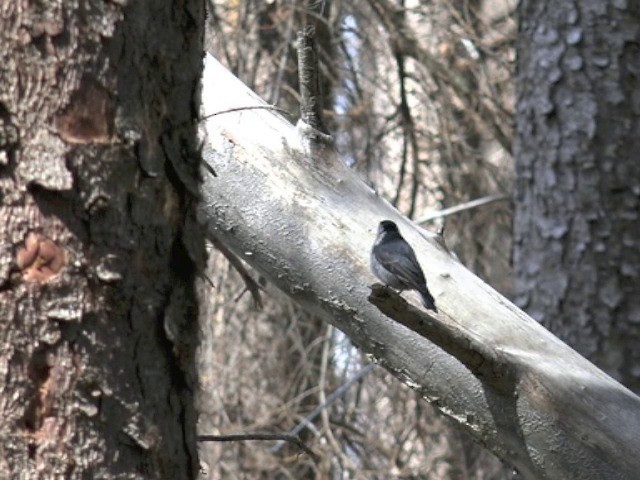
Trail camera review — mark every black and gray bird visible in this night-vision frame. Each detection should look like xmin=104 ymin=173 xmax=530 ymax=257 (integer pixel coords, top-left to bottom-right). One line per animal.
xmin=370 ymin=220 xmax=437 ymax=312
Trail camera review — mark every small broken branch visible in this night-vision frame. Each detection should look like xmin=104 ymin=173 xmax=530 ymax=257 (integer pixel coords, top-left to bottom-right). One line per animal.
xmin=208 ymin=237 xmax=263 ymax=309
xmin=368 ymin=284 xmax=514 ymax=394
xmin=198 ymin=433 xmax=319 ymax=462
xmin=296 ymin=26 xmax=327 ymax=134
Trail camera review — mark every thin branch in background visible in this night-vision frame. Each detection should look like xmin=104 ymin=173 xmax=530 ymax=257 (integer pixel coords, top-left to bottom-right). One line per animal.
xmin=318 ymin=325 xmax=354 ymax=471
xmin=200 ymin=105 xmax=291 ymax=122
xmin=392 ymin=125 xmax=409 ymax=208
xmin=235 ymin=0 xmax=249 ymax=79
xmin=416 ymin=193 xmax=510 ymax=224
xmin=390 ymin=34 xmax=422 ymax=218
xmin=207 ymin=1 xmax=234 ymax=69
xmin=271 ymin=363 xmax=376 ymax=453
xmin=408 ymin=153 xmax=420 ymax=219
xmin=392 ymin=51 xmax=410 ymax=208
xmin=268 ymin=1 xmax=296 ymax=105
xmin=288 ymin=3 xmax=333 ymax=30
xmin=369 ymin=0 xmax=513 ymax=154
xmin=198 ymin=433 xmax=319 ymax=463
xmin=208 ymin=237 xmax=264 ymax=309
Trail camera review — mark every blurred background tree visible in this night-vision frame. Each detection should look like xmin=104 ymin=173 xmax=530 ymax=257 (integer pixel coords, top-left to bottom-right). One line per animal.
xmin=514 ymin=0 xmax=640 ymax=396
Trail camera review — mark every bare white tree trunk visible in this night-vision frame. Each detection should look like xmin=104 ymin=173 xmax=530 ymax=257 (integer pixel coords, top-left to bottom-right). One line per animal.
xmin=198 ymin=54 xmax=640 ymax=480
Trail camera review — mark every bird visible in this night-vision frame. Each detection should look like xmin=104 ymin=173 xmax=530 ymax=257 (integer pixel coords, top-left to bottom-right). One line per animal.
xmin=370 ymin=220 xmax=437 ymax=312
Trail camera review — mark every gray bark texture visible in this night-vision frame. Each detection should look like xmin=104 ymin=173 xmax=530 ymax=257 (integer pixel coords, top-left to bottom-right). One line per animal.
xmin=0 ymin=1 xmax=203 ymax=478
xmin=514 ymin=1 xmax=640 ymax=393
xmin=199 ymin=53 xmax=640 ymax=480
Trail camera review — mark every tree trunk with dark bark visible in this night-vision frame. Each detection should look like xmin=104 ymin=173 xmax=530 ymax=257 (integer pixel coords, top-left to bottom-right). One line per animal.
xmin=0 ymin=1 xmax=204 ymax=477
xmin=514 ymin=0 xmax=640 ymax=393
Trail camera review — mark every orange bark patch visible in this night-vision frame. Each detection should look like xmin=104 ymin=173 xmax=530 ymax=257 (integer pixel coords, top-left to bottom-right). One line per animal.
xmin=16 ymin=232 xmax=66 ymax=282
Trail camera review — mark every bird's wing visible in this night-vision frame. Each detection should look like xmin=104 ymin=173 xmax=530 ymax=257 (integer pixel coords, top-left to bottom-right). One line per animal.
xmin=373 ymin=239 xmax=427 ymax=288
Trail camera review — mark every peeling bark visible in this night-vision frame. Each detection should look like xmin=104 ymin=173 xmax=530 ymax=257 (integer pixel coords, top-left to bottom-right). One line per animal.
xmin=0 ymin=1 xmax=204 ymax=477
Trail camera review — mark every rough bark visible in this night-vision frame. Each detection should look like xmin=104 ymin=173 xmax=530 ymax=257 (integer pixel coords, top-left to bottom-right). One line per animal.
xmin=0 ymin=1 xmax=203 ymax=478
xmin=514 ymin=1 xmax=640 ymax=394
xmin=198 ymin=53 xmax=640 ymax=480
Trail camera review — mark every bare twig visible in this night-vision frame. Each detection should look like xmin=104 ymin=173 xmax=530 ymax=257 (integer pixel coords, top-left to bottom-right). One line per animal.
xmin=271 ymin=363 xmax=376 ymax=453
xmin=390 ymin=45 xmax=422 ymax=218
xmin=416 ymin=193 xmax=510 ymax=224
xmin=391 ymin=53 xmax=410 ymax=209
xmin=318 ymin=325 xmax=354 ymax=469
xmin=209 ymin=237 xmax=264 ymax=309
xmin=200 ymin=272 xmax=216 ymax=289
xmin=207 ymin=1 xmax=234 ymax=69
xmin=369 ymin=0 xmax=513 ymax=154
xmin=198 ymin=433 xmax=319 ymax=462
xmin=268 ymin=4 xmax=296 ymax=105
xmin=200 ymin=105 xmax=291 ymax=122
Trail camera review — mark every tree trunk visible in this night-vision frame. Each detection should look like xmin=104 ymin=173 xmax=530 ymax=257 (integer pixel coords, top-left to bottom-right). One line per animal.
xmin=199 ymin=53 xmax=640 ymax=480
xmin=199 ymin=6 xmax=339 ymax=477
xmin=514 ymin=0 xmax=640 ymax=394
xmin=0 ymin=1 xmax=203 ymax=478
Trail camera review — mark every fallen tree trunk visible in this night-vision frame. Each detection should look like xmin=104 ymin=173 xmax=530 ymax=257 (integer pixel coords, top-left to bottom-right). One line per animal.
xmin=197 ymin=53 xmax=640 ymax=480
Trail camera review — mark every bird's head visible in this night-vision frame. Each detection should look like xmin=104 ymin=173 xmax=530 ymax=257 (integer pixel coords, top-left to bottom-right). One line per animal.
xmin=378 ymin=220 xmax=399 ymax=235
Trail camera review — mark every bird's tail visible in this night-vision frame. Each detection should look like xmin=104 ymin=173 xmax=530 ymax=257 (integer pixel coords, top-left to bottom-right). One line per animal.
xmin=419 ymin=288 xmax=437 ymax=312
